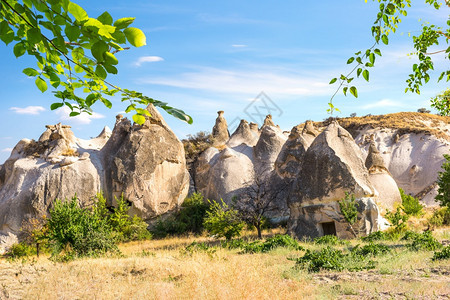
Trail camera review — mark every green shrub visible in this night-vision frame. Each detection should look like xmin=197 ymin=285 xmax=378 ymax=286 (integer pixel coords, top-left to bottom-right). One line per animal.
xmin=399 ymin=188 xmax=424 ymax=217
xmin=435 ymin=154 xmax=450 ymax=208
xmin=292 ymin=246 xmax=376 ymax=273
xmin=5 ymin=242 xmax=36 ymax=259
xmin=47 ymin=196 xmax=118 ymax=258
xmin=204 ymin=199 xmax=245 ymax=240
xmin=151 ymin=193 xmax=208 ymax=238
xmin=401 ymin=230 xmax=422 ymax=241
xmin=240 ymin=235 xmax=304 ymax=253
xmin=432 ymin=246 xmax=450 ymax=260
xmin=385 ymin=207 xmax=409 ymax=238
xmin=352 ymin=243 xmax=390 ymax=257
xmin=221 ymin=238 xmax=247 ymax=249
xmin=314 ymin=235 xmax=349 ymax=246
xmin=407 ymin=231 xmax=443 ymax=251
xmin=361 ymin=231 xmax=389 ymax=242
xmin=428 ymin=207 xmax=450 ymax=227
xmin=339 ymin=193 xmax=359 ymax=237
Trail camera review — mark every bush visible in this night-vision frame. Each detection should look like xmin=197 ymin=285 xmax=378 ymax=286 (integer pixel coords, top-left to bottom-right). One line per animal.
xmin=204 ymin=199 xmax=245 ymax=240
xmin=181 ymin=241 xmax=216 ymax=257
xmin=352 ymin=243 xmax=390 ymax=257
xmin=428 ymin=207 xmax=450 ymax=227
xmin=436 ymin=154 xmax=450 ymax=208
xmin=314 ymin=235 xmax=348 ymax=246
xmin=432 ymin=246 xmax=450 ymax=260
xmin=401 ymin=230 xmax=422 ymax=241
xmin=339 ymin=193 xmax=359 ymax=237
xmin=385 ymin=207 xmax=409 ymax=238
xmin=47 ymin=196 xmax=118 ymax=258
xmin=240 ymin=235 xmax=303 ymax=253
xmin=292 ymin=246 xmax=376 ymax=273
xmin=4 ymin=242 xmax=36 ymax=259
xmin=151 ymin=193 xmax=209 ymax=238
xmin=361 ymin=231 xmax=389 ymax=242
xmin=399 ymin=188 xmax=424 ymax=217
xmin=407 ymin=231 xmax=443 ymax=251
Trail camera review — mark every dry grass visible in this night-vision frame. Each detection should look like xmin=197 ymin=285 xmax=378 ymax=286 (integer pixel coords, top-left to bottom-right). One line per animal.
xmin=1 ymin=229 xmax=449 ymax=300
xmin=310 ymin=112 xmax=450 ymax=141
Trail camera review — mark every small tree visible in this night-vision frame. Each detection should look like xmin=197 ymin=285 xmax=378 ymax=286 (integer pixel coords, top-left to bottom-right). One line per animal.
xmin=399 ymin=188 xmax=424 ymax=217
xmin=234 ymin=169 xmax=290 ymax=239
xmin=431 ymin=89 xmax=450 ymax=116
xmin=436 ymin=154 xmax=450 ymax=208
xmin=203 ymin=199 xmax=245 ymax=240
xmin=338 ymin=193 xmax=359 ymax=237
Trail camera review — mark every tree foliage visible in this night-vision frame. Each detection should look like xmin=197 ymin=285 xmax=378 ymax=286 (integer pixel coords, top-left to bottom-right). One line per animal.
xmin=0 ymin=0 xmax=192 ymax=124
xmin=436 ymin=154 xmax=450 ymax=208
xmin=430 ymin=88 xmax=450 ymax=115
xmin=203 ymin=199 xmax=245 ymax=240
xmin=329 ymin=0 xmax=449 ymax=114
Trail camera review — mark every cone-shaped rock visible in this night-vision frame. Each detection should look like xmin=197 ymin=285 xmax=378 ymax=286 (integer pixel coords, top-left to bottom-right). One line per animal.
xmin=211 ymin=111 xmax=230 ymax=145
xmin=254 ymin=125 xmax=287 ymax=174
xmin=227 ymin=119 xmax=259 ymax=147
xmin=288 ymin=121 xmax=380 ymax=239
xmin=365 ymin=142 xmax=401 ymax=211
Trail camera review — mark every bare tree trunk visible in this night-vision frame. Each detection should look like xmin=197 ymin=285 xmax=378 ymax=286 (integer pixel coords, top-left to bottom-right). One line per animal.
xmin=256 ymin=224 xmax=262 ymax=239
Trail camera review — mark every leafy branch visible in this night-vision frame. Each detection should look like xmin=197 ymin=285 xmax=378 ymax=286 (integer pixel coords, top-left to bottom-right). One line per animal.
xmin=328 ymin=0 xmax=449 ymax=114
xmin=0 ymin=0 xmax=192 ymax=124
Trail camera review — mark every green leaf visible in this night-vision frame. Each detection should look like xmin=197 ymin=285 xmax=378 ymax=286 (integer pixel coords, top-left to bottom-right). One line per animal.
xmin=27 ymin=28 xmax=42 ymax=45
xmin=68 ymin=2 xmax=88 ymax=21
xmin=381 ymin=34 xmax=389 ymax=45
xmin=70 ymin=111 xmax=80 ymax=117
xmin=35 ymin=77 xmax=48 ymax=93
xmin=349 ymin=86 xmax=358 ymax=98
xmin=50 ymin=103 xmax=64 ymax=110
xmin=97 ymin=11 xmax=113 ymax=25
xmin=100 ymin=97 xmax=112 ymax=108
xmin=91 ymin=41 xmax=108 ymax=62
xmin=13 ymin=42 xmax=26 ymax=58
xmin=347 ymin=57 xmax=355 ymax=64
xmin=362 ymin=70 xmax=369 ymax=82
xmin=104 ymin=64 xmax=118 ymax=74
xmin=369 ymin=53 xmax=375 ymax=65
xmin=23 ymin=68 xmax=40 ymax=77
xmin=374 ymin=48 xmax=382 ymax=56
xmin=86 ymin=93 xmax=97 ymax=106
xmin=132 ymin=114 xmax=146 ymax=125
xmin=95 ymin=65 xmax=107 ymax=79
xmin=104 ymin=52 xmax=118 ymax=65
xmin=357 ymin=68 xmax=362 ymax=77
xmin=111 ymin=31 xmax=126 ymax=44
xmin=124 ymin=27 xmax=146 ymax=47
xmin=343 ymin=87 xmax=348 ymax=96
xmin=113 ymin=17 xmax=135 ymax=29
xmin=329 ymin=78 xmax=337 ymax=84
xmin=65 ymin=25 xmax=80 ymax=42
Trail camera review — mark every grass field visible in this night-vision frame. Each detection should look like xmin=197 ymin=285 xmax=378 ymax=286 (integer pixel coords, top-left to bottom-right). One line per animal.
xmin=1 ymin=227 xmax=449 ymax=300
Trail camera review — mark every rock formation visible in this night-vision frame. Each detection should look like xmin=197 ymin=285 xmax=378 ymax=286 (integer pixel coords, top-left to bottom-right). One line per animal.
xmin=227 ymin=119 xmax=260 ymax=147
xmin=288 ymin=122 xmax=381 ymax=239
xmin=0 ymin=104 xmax=189 ymax=253
xmin=365 ymin=142 xmax=401 ymax=211
xmin=211 ymin=111 xmax=230 ymax=146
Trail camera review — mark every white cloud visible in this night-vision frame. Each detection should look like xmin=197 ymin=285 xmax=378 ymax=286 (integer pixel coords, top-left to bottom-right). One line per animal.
xmin=232 ymin=44 xmax=247 ymax=48
xmin=134 ymin=56 xmax=164 ymax=67
xmin=360 ymin=99 xmax=405 ymax=110
xmin=9 ymin=106 xmax=45 ymax=115
xmin=139 ymin=66 xmax=333 ymax=97
xmin=2 ymin=148 xmax=13 ymax=153
xmin=55 ymin=106 xmax=105 ymax=125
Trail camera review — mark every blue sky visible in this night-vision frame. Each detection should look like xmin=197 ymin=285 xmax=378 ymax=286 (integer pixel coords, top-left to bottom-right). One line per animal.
xmin=0 ymin=0 xmax=448 ymax=163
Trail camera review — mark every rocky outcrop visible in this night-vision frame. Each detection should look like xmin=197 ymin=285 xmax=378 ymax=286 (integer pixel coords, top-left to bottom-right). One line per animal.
xmin=254 ymin=125 xmax=287 ymax=174
xmin=211 ymin=111 xmax=229 ymax=146
xmin=103 ymin=105 xmax=189 ymax=220
xmin=288 ymin=122 xmax=380 ymax=239
xmin=365 ymin=142 xmax=401 ymax=211
xmin=227 ymin=119 xmax=260 ymax=147
xmin=0 ymin=104 xmax=189 ymax=253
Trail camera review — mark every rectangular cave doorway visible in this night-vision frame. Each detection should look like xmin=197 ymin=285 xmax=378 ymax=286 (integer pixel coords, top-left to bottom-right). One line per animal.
xmin=320 ymin=221 xmax=337 ymax=236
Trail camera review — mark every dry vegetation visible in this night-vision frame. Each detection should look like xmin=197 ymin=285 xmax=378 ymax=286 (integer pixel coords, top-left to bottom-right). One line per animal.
xmin=308 ymin=112 xmax=450 ymax=141
xmin=1 ymin=228 xmax=449 ymax=300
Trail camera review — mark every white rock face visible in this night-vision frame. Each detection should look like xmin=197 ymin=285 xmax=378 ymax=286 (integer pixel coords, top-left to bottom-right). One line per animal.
xmin=355 ymin=128 xmax=450 ymax=206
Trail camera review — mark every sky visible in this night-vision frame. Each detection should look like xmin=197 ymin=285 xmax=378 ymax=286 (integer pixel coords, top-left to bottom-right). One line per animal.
xmin=0 ymin=0 xmax=449 ymax=163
